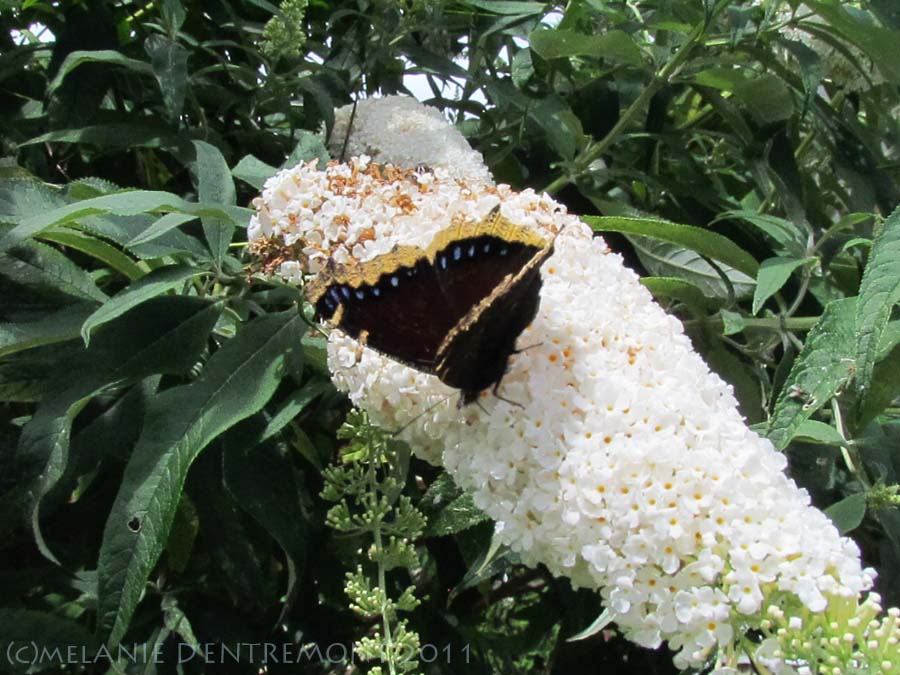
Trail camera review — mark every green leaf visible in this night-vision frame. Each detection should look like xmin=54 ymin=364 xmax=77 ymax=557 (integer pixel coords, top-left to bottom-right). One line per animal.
xmin=126 ymin=213 xmax=198 ymax=247
xmin=260 ymin=379 xmax=332 ymax=442
xmin=144 ymin=35 xmax=189 ymax=120
xmin=54 ymin=379 xmax=157 ymax=506
xmin=0 ymin=189 xmax=250 ymax=254
xmin=0 ymin=177 xmax=66 ymax=221
xmin=461 ymin=0 xmax=547 ymax=15
xmin=22 ymin=123 xmax=186 ymax=150
xmin=639 ymin=276 xmax=718 ymax=313
xmin=426 ymin=491 xmax=488 ymax=536
xmin=567 ymin=609 xmax=616 ymax=642
xmin=529 ymin=96 xmax=585 ymax=161
xmin=161 ymin=0 xmax=187 ymax=32
xmin=511 ymin=47 xmax=534 ymax=87
xmin=223 ymin=435 xmax=308 ymax=577
xmin=767 ymin=297 xmax=857 ymax=450
xmin=296 ymin=77 xmax=335 ymax=138
xmin=0 ymin=341 xmax=84 ymax=403
xmin=856 ymin=338 xmax=900 ymax=428
xmin=162 ymin=596 xmax=199 ymax=654
xmin=0 ymin=301 xmax=97 ymax=358
xmin=193 ymin=143 xmax=236 ymax=208
xmin=805 ymin=0 xmax=900 ymax=84
xmin=628 ymin=236 xmax=755 ymax=301
xmin=713 ymin=209 xmax=807 ymax=257
xmin=284 ymin=130 xmax=330 ymax=168
xmin=583 ymin=215 xmax=759 ymax=277
xmin=38 ymin=228 xmax=144 ymax=281
xmin=692 ymin=66 xmax=746 ymax=91
xmin=855 ymin=205 xmax=900 ymax=399
xmin=694 ymin=69 xmax=795 ymax=124
xmin=702 ymin=331 xmax=764 ymax=422
xmin=191 ymin=451 xmax=271 ymax=608
xmin=529 ymin=28 xmax=642 ymax=65
xmin=449 ymin=530 xmax=510 ymax=603
xmin=870 ymin=0 xmax=900 ymax=29
xmin=794 ymin=420 xmax=845 ymax=445
xmin=46 ymin=50 xmax=153 ymax=96
xmin=165 ymin=495 xmax=198 ymax=574
xmin=752 ymin=256 xmax=815 ymax=315
xmin=232 ymin=155 xmax=278 ymax=190
xmin=734 ymin=74 xmax=795 ymax=125
xmin=720 ymin=309 xmax=745 ymax=336
xmin=96 ymin=310 xmax=304 ymax=647
xmin=877 ymin=320 xmax=900 ymax=360
xmin=17 ymin=298 xmax=222 ymax=562
xmin=419 ymin=473 xmax=489 ymax=536
xmin=2 ymin=240 xmax=107 ymax=302
xmin=824 ymin=492 xmax=867 ymax=534
xmin=192 ymin=141 xmax=236 ymax=264
xmin=81 ymin=264 xmax=205 ymax=345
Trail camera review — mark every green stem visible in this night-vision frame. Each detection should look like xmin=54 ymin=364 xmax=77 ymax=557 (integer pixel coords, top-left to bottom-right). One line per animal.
xmin=368 ymin=459 xmax=396 ymax=675
xmin=687 ymin=316 xmax=821 ymax=332
xmin=543 ymin=19 xmax=707 ymax=196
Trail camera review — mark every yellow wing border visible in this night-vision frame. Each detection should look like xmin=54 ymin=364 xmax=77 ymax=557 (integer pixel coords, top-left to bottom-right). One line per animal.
xmin=305 ymin=207 xmax=552 ymax=307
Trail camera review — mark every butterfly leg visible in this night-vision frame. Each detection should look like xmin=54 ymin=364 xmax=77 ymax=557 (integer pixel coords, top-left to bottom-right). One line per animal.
xmin=467 ymin=397 xmax=490 ymax=414
xmin=491 ymin=382 xmax=525 ymax=409
xmin=513 ymin=341 xmax=543 ymax=354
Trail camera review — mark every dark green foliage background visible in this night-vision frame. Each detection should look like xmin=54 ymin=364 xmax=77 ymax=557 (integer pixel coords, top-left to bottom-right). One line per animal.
xmin=0 ymin=1 xmax=899 ymax=673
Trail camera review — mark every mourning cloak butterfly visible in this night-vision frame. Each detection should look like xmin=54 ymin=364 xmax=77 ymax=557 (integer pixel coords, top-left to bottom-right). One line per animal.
xmin=306 ymin=208 xmax=554 ymax=405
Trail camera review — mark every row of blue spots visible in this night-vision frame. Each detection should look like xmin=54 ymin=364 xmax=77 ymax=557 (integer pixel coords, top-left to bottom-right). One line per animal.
xmin=437 ymin=240 xmax=508 ymax=270
xmin=322 ymin=264 xmax=419 ymax=311
xmin=322 ymin=239 xmax=513 ymax=313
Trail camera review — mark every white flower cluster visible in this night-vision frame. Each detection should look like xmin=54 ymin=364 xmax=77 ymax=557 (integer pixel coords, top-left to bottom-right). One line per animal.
xmin=248 ymin=97 xmax=877 ymax=669
xmin=325 ymin=95 xmax=492 ymax=184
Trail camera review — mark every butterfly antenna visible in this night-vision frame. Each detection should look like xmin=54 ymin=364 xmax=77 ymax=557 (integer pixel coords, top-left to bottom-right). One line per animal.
xmin=390 ymin=392 xmax=457 ymax=438
xmin=339 ymin=99 xmax=358 ymax=163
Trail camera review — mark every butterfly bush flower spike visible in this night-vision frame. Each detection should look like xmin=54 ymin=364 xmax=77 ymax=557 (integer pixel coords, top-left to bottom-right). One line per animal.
xmin=249 ymin=96 xmax=897 ymax=672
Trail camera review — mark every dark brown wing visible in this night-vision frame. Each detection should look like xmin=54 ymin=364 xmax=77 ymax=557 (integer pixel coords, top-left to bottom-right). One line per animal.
xmin=435 ymin=243 xmax=553 ymax=403
xmin=432 ymin=235 xmax=544 ymax=320
xmin=306 ymin=210 xmax=553 ymax=384
xmin=310 ymin=236 xmax=547 ymax=372
xmin=314 ymin=256 xmax=454 ymax=370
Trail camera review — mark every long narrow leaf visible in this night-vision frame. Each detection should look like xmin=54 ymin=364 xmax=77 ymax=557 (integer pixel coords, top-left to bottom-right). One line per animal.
xmin=47 ymin=50 xmax=153 ymax=95
xmin=81 ymin=264 xmax=205 ymax=345
xmin=39 ymin=228 xmax=144 ymax=281
xmin=193 ymin=141 xmax=236 ymax=265
xmin=96 ymin=310 xmax=305 ymax=647
xmin=0 ymin=302 xmax=97 ymax=358
xmin=855 ymin=205 xmax=900 ymax=400
xmin=17 ymin=298 xmax=222 ymax=563
xmin=0 ymin=190 xmax=250 ymax=255
xmin=766 ymin=298 xmax=857 ymax=450
xmin=583 ymin=215 xmax=760 ymax=277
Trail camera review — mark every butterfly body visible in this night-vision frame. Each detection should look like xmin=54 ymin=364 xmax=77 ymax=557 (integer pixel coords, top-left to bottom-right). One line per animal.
xmin=306 ymin=209 xmax=553 ymax=404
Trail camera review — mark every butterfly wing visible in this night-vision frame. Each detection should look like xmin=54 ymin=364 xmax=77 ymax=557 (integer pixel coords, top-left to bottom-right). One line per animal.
xmin=305 ymin=212 xmax=553 ymax=389
xmin=310 ymin=255 xmax=454 ymax=370
xmin=435 ymin=243 xmax=554 ymax=402
xmin=432 ymin=234 xmax=546 ymax=320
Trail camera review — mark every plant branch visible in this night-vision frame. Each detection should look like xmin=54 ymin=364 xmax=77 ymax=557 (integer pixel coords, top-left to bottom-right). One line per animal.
xmin=543 ymin=19 xmax=707 ymax=196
